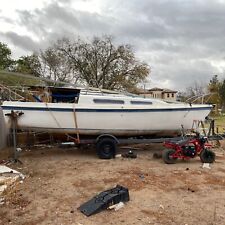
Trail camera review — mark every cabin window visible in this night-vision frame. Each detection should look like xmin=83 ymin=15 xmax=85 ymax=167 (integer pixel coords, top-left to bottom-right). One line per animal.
xmin=167 ymin=93 xmax=170 ymax=98
xmin=130 ymin=100 xmax=152 ymax=105
xmin=93 ymin=99 xmax=124 ymax=104
xmin=172 ymin=93 xmax=174 ymax=97
xmin=51 ymin=89 xmax=80 ymax=103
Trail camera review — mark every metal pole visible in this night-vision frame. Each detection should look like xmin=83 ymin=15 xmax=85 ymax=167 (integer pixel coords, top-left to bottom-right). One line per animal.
xmin=212 ymin=120 xmax=215 ymax=135
xmin=5 ymin=110 xmax=23 ymax=163
xmin=12 ymin=117 xmax=18 ymax=161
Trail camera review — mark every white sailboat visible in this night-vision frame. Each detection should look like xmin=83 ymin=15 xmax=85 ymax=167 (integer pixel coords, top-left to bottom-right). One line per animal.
xmin=1 ymin=87 xmax=212 ymax=137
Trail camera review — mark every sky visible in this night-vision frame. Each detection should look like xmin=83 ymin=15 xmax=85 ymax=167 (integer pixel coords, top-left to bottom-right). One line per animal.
xmin=1 ymin=0 xmax=225 ymax=91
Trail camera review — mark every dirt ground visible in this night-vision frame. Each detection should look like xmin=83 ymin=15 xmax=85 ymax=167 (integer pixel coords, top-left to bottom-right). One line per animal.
xmin=1 ymin=142 xmax=225 ymax=225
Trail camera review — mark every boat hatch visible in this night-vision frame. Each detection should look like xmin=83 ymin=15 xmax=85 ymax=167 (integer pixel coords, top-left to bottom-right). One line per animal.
xmin=93 ymin=99 xmax=124 ymax=104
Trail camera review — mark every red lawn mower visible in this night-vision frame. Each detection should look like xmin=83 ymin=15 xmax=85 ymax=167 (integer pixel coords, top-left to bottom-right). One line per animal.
xmin=162 ymin=133 xmax=216 ymax=164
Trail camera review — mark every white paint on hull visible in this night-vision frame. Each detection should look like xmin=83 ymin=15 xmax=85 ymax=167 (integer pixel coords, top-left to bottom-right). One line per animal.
xmin=1 ymin=93 xmax=212 ymax=136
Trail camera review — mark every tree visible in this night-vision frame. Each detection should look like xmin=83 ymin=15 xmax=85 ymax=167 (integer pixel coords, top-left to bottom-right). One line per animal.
xmin=183 ymin=81 xmax=207 ymax=103
xmin=219 ymin=80 xmax=225 ymax=112
xmin=186 ymin=81 xmax=206 ymax=97
xmin=37 ymin=46 xmax=77 ymax=82
xmin=36 ymin=36 xmax=150 ymax=91
xmin=208 ymin=75 xmax=220 ymax=93
xmin=207 ymin=75 xmax=220 ymax=105
xmin=0 ymin=42 xmax=14 ymax=70
xmin=15 ymin=54 xmax=42 ymax=76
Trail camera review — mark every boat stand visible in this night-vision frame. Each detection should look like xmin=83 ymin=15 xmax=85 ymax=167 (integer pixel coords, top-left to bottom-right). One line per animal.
xmin=5 ymin=110 xmax=24 ymax=164
xmin=191 ymin=119 xmax=222 ymax=141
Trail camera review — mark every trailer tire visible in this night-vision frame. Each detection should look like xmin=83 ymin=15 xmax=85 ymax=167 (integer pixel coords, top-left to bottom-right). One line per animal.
xmin=96 ymin=138 xmax=117 ymax=159
xmin=200 ymin=149 xmax=215 ymax=163
xmin=162 ymin=149 xmax=176 ymax=164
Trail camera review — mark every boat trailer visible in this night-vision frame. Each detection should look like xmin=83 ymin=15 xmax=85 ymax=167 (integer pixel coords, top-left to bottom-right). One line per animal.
xmin=6 ymin=111 xmax=223 ymax=161
xmin=77 ymin=119 xmax=223 ymax=159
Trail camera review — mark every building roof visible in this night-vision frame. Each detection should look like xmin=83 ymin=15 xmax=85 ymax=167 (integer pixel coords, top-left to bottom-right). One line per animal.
xmin=148 ymin=87 xmax=164 ymax=91
xmin=161 ymin=88 xmax=177 ymax=93
xmin=147 ymin=87 xmax=177 ymax=93
xmin=137 ymin=87 xmax=177 ymax=94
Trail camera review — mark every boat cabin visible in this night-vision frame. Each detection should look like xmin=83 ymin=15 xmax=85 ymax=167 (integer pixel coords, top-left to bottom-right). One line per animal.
xmin=28 ymin=86 xmax=80 ymax=103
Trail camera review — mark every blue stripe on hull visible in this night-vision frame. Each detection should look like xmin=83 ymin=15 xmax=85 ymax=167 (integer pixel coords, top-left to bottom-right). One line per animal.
xmin=1 ymin=106 xmax=212 ymax=113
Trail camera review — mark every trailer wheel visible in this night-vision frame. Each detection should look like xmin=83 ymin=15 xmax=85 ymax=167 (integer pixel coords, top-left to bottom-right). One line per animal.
xmin=200 ymin=149 xmax=215 ymax=163
xmin=162 ymin=149 xmax=176 ymax=164
xmin=96 ymin=138 xmax=117 ymax=159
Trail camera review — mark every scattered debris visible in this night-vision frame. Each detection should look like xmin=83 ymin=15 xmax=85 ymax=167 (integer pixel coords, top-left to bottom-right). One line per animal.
xmin=59 ymin=142 xmax=76 ymax=148
xmin=187 ymin=187 xmax=195 ymax=193
xmin=108 ymin=202 xmax=117 ymax=210
xmin=0 ymin=159 xmax=7 ymax=164
xmin=0 ymin=184 xmax=7 ymax=193
xmin=78 ymin=185 xmax=129 ymax=216
xmin=16 ymin=148 xmax=22 ymax=152
xmin=0 ymin=197 xmax=4 ymax=205
xmin=33 ymin=144 xmax=53 ymax=149
xmin=108 ymin=202 xmax=125 ymax=211
xmin=0 ymin=165 xmax=25 ymax=179
xmin=114 ymin=202 xmax=125 ymax=211
xmin=202 ymin=163 xmax=211 ymax=169
xmin=0 ymin=165 xmax=25 ymax=197
xmin=0 ymin=165 xmax=19 ymax=174
xmin=122 ymin=150 xmax=137 ymax=158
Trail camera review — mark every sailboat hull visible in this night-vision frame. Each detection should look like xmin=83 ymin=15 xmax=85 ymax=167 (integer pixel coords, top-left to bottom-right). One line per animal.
xmin=1 ymin=101 xmax=212 ymax=137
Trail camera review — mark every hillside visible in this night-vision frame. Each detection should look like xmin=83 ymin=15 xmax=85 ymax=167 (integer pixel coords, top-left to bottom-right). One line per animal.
xmin=0 ymin=70 xmax=44 ymax=86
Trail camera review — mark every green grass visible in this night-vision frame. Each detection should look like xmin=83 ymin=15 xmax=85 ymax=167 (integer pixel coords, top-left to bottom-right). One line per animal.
xmin=0 ymin=70 xmax=43 ymax=86
xmin=212 ymin=115 xmax=225 ymax=133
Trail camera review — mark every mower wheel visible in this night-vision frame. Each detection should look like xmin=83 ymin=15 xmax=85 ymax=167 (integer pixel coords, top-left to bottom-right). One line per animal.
xmin=162 ymin=149 xmax=176 ymax=164
xmin=200 ymin=149 xmax=215 ymax=163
